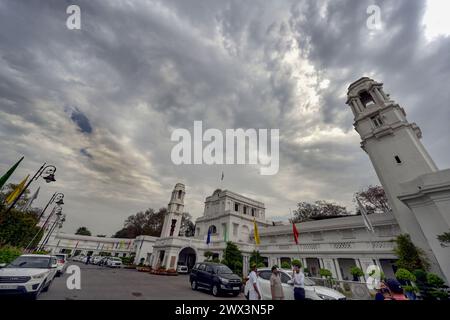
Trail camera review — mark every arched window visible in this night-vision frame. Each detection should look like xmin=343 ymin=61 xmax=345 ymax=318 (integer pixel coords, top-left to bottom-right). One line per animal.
xmin=208 ymin=225 xmax=217 ymax=234
xmin=178 ymin=190 xmax=182 ymax=199
xmin=359 ymin=90 xmax=374 ymax=108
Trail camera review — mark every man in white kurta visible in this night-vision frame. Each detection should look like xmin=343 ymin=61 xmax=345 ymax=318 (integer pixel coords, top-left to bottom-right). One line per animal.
xmin=248 ymin=264 xmax=261 ymax=300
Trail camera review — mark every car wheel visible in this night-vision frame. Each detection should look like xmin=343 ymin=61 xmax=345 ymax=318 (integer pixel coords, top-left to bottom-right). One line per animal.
xmin=212 ymin=285 xmax=220 ymax=297
xmin=191 ymin=280 xmax=198 ymax=290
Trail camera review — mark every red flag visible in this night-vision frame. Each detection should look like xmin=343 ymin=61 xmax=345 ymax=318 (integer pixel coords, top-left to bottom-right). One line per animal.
xmin=292 ymin=223 xmax=299 ymax=244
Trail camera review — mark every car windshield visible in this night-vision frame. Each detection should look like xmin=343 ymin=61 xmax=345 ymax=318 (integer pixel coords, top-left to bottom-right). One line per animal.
xmin=7 ymin=256 xmax=51 ymax=269
xmin=55 ymin=255 xmax=65 ymax=260
xmin=215 ymin=265 xmax=233 ymax=274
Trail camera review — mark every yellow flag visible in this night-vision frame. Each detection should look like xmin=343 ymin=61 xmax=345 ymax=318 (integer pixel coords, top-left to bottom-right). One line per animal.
xmin=253 ymin=219 xmax=260 ymax=246
xmin=5 ymin=174 xmax=29 ymax=205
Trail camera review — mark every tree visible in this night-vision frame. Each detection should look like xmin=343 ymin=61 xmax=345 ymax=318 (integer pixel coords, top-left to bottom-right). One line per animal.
xmin=394 ymin=234 xmax=429 ymax=271
xmin=355 ymin=185 xmax=391 ymax=214
xmin=437 ymin=231 xmax=450 ymax=247
xmin=249 ymin=250 xmax=265 ymax=268
xmin=113 ymin=208 xmax=166 ymax=238
xmin=221 ymin=242 xmax=243 ymax=276
xmin=113 ymin=208 xmax=195 ymax=238
xmin=179 ymin=212 xmax=195 ymax=237
xmin=75 ymin=226 xmax=92 ymax=236
xmin=292 ymin=200 xmax=350 ymax=223
xmin=0 ymin=187 xmax=42 ymax=248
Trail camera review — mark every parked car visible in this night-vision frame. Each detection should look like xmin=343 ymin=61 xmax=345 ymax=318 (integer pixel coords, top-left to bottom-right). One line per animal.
xmin=106 ymin=257 xmax=123 ymax=268
xmin=0 ymin=254 xmax=58 ymax=299
xmin=53 ymin=254 xmax=68 ymax=276
xmin=245 ymin=268 xmax=346 ymax=300
xmin=91 ymin=256 xmax=104 ymax=265
xmin=98 ymin=257 xmax=110 ymax=266
xmin=177 ymin=263 xmax=189 ymax=274
xmin=190 ymin=262 xmax=241 ymax=297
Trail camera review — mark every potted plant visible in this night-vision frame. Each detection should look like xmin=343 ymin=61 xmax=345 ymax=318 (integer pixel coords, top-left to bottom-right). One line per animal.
xmin=395 ymin=268 xmax=417 ymax=299
xmin=350 ymin=266 xmax=364 ymax=282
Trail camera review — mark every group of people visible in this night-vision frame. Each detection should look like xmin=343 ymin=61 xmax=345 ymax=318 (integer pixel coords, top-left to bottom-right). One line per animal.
xmin=247 ymin=263 xmax=306 ymax=300
xmin=374 ymin=279 xmax=409 ymax=300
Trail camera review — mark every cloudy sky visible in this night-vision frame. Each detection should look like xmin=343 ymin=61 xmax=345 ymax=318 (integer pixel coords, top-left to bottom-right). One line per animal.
xmin=1 ymin=0 xmax=449 ymax=236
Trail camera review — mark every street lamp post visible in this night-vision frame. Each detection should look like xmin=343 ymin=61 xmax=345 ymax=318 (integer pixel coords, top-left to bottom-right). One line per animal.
xmin=24 ymin=204 xmax=63 ymax=252
xmin=4 ymin=163 xmax=57 ymax=215
xmin=37 ymin=192 xmax=64 ymax=221
xmin=38 ymin=213 xmax=65 ymax=252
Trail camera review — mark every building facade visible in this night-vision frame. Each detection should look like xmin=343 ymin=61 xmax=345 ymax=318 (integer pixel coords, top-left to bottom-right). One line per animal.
xmin=45 ymin=77 xmax=450 ymax=284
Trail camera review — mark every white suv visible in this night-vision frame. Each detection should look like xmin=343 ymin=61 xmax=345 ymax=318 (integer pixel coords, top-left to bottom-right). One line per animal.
xmin=245 ymin=268 xmax=346 ymax=300
xmin=0 ymin=254 xmax=58 ymax=299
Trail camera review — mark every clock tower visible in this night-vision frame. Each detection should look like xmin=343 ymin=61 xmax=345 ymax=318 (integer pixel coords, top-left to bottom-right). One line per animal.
xmin=161 ymin=183 xmax=185 ymax=238
xmin=347 ymin=77 xmax=442 ymax=275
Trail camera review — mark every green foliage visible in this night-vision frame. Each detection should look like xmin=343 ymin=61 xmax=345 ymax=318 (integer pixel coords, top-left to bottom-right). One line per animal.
xmin=403 ymin=285 xmax=419 ymax=293
xmin=33 ymin=250 xmax=50 ymax=255
xmin=437 ymin=231 xmax=450 ymax=247
xmin=426 ymin=273 xmax=445 ymax=287
xmin=0 ymin=208 xmax=42 ymax=248
xmin=75 ymin=226 xmax=92 ymax=236
xmin=395 ymin=268 xmax=416 ymax=282
xmin=319 ymin=268 xmax=333 ymax=278
xmin=350 ymin=266 xmax=364 ymax=277
xmin=281 ymin=261 xmax=291 ymax=269
xmin=291 ymin=259 xmax=302 ymax=268
xmin=222 ymin=242 xmax=243 ymax=276
xmin=121 ymin=256 xmax=134 ymax=265
xmin=394 ymin=234 xmax=429 ymax=271
xmin=0 ymin=245 xmax=22 ymax=264
xmin=292 ymin=201 xmax=350 ymax=222
xmin=249 ymin=250 xmax=264 ymax=267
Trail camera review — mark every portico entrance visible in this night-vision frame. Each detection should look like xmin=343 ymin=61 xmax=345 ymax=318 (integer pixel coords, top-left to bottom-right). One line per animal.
xmin=178 ymin=247 xmax=197 ymax=270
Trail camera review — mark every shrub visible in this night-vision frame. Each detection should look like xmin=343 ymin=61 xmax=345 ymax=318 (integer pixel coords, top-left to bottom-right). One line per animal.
xmin=319 ymin=268 xmax=333 ymax=279
xmin=395 ymin=268 xmax=416 ymax=282
xmin=350 ymin=266 xmax=364 ymax=277
xmin=394 ymin=234 xmax=429 ymax=271
xmin=281 ymin=261 xmax=291 ymax=269
xmin=0 ymin=246 xmax=22 ymax=264
xmin=426 ymin=273 xmax=445 ymax=287
xmin=291 ymin=259 xmax=302 ymax=268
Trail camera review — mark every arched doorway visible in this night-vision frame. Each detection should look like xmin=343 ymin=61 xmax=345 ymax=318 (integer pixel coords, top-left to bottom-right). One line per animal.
xmin=178 ymin=247 xmax=197 ymax=270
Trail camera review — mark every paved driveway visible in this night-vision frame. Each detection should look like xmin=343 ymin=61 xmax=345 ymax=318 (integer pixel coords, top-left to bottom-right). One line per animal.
xmin=39 ymin=262 xmax=244 ymax=300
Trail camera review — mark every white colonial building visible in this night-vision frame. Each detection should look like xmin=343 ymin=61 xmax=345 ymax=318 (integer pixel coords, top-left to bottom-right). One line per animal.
xmin=44 ymin=77 xmax=449 ymax=284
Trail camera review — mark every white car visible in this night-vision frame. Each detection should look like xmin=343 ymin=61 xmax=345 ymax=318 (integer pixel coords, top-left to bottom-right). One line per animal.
xmin=177 ymin=264 xmax=189 ymax=274
xmin=0 ymin=254 xmax=58 ymax=299
xmin=245 ymin=268 xmax=346 ymax=300
xmin=106 ymin=257 xmax=122 ymax=268
xmin=91 ymin=256 xmax=103 ymax=265
xmin=54 ymin=253 xmax=68 ymax=276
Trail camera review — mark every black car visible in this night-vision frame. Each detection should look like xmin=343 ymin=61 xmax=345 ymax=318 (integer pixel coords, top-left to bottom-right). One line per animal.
xmin=189 ymin=262 xmax=242 ymax=297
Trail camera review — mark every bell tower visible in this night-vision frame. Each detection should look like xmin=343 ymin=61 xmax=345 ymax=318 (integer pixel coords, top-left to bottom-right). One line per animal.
xmin=347 ymin=77 xmax=442 ymax=274
xmin=161 ymin=183 xmax=185 ymax=238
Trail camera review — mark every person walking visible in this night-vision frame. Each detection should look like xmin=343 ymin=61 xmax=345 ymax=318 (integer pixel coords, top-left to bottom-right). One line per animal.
xmin=248 ymin=264 xmax=261 ymax=300
xmin=270 ymin=265 xmax=284 ymax=300
xmin=293 ymin=263 xmax=305 ymax=300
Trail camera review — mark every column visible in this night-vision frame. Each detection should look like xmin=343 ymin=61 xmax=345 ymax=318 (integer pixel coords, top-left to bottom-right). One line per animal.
xmin=333 ymin=259 xmax=343 ymax=281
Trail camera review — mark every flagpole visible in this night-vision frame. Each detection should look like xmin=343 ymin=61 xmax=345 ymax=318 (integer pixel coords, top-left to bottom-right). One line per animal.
xmin=356 ymin=196 xmax=377 ymax=274
xmin=4 ymin=163 xmax=57 ymax=215
xmin=290 ymin=208 xmax=301 ymax=262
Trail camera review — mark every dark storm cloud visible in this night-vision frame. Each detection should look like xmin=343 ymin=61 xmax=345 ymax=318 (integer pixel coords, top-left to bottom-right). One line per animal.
xmin=0 ymin=0 xmax=448 ymax=234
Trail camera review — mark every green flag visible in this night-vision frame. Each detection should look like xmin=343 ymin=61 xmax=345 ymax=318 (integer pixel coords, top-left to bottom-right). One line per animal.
xmin=0 ymin=156 xmax=24 ymax=190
